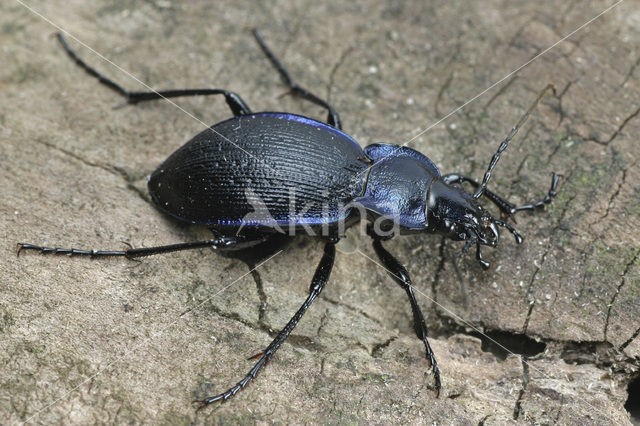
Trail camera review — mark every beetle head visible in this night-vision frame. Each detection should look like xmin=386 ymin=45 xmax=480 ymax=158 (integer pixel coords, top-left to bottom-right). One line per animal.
xmin=427 ymin=179 xmax=522 ymax=269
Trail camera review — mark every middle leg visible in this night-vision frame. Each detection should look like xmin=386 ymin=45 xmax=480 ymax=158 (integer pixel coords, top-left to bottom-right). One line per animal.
xmin=252 ymin=30 xmax=342 ymax=129
xmin=372 ymin=238 xmax=441 ymax=396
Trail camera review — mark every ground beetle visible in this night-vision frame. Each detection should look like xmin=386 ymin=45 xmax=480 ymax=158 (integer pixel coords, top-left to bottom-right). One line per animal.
xmin=18 ymin=30 xmax=559 ymax=408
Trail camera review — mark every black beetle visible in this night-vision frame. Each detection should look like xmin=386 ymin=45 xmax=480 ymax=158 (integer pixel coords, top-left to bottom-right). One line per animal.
xmin=18 ymin=30 xmax=559 ymax=408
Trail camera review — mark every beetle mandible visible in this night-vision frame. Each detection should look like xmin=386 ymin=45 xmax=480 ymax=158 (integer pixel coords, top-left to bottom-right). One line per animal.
xmin=18 ymin=30 xmax=559 ymax=408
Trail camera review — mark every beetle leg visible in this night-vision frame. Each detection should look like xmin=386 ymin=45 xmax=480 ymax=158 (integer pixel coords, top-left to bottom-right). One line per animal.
xmin=252 ymin=30 xmax=342 ymax=130
xmin=443 ymin=173 xmax=516 ymax=215
xmin=456 ymin=233 xmax=490 ymax=269
xmin=442 ymin=172 xmax=559 ymax=217
xmin=474 ymin=241 xmax=490 ymax=270
xmin=459 ymin=235 xmax=475 ymax=255
xmin=510 ymin=173 xmax=560 ymax=213
xmin=56 ymin=33 xmax=252 ymax=116
xmin=371 ymin=238 xmax=442 ymax=397
xmin=492 ymin=218 xmax=524 ymax=244
xmin=194 ymin=241 xmax=337 ymax=408
xmin=123 ymin=89 xmax=251 ymax=116
xmin=16 ymin=236 xmax=260 ymax=259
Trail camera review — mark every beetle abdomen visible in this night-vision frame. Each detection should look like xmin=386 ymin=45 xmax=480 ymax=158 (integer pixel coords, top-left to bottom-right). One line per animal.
xmin=148 ymin=113 xmax=368 ymax=230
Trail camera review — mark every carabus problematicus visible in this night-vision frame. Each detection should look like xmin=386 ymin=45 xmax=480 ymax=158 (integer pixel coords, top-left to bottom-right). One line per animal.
xmin=18 ymin=30 xmax=559 ymax=408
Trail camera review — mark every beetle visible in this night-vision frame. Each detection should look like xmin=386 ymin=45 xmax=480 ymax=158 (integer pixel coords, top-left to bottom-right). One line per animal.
xmin=18 ymin=30 xmax=559 ymax=408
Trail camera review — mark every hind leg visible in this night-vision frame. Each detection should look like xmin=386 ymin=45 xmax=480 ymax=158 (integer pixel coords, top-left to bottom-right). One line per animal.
xmin=57 ymin=33 xmax=251 ymax=116
xmin=17 ymin=235 xmax=267 ymax=259
xmin=194 ymin=240 xmax=337 ymax=407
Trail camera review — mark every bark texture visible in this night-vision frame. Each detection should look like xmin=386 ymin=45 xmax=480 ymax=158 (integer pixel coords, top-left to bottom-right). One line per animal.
xmin=2 ymin=0 xmax=639 ymax=424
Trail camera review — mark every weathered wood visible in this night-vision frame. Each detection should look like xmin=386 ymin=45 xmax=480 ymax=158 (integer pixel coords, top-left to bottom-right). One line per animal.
xmin=2 ymin=0 xmax=637 ymax=423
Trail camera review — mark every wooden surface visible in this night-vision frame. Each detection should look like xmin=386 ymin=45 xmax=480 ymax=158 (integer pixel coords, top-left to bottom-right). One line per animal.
xmin=2 ymin=0 xmax=638 ymax=424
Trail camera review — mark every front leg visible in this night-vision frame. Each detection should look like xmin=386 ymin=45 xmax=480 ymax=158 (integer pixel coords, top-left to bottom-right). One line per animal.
xmin=442 ymin=172 xmax=559 ymax=217
xmin=371 ymin=238 xmax=441 ymax=396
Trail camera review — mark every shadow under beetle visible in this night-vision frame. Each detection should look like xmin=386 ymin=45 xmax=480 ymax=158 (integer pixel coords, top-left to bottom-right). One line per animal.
xmin=18 ymin=30 xmax=559 ymax=408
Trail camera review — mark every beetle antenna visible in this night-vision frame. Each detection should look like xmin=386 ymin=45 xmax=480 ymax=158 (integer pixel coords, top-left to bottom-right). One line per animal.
xmin=473 ymin=84 xmax=556 ymax=199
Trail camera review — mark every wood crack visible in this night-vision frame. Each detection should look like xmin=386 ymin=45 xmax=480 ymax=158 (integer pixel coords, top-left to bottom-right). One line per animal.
xmin=604 ymin=249 xmax=640 ymax=341
xmin=512 ymin=355 xmax=530 ymax=420
xmin=482 ymin=75 xmax=519 ymax=110
xmin=586 ymin=104 xmax=640 ymax=146
xmin=522 ymin=181 xmax=576 ymax=334
xmin=30 ymin=137 xmax=150 ymax=202
xmin=597 ymin=164 xmax=631 ymax=223
xmin=618 ymin=54 xmax=640 ymax=88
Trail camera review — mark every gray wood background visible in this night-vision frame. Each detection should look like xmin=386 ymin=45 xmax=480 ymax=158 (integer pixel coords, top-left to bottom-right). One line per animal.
xmin=2 ymin=0 xmax=638 ymax=424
